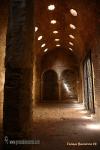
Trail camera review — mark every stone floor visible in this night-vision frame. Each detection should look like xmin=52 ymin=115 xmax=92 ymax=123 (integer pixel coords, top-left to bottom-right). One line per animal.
xmin=1 ymin=102 xmax=100 ymax=150
xmin=32 ymin=102 xmax=100 ymax=150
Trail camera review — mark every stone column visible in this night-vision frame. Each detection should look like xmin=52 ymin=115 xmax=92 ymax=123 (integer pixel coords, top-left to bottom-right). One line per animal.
xmin=3 ymin=0 xmax=34 ymax=148
xmin=58 ymin=80 xmax=62 ymax=102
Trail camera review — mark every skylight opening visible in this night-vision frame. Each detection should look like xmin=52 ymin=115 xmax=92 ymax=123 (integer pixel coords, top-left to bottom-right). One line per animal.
xmin=41 ymin=43 xmax=46 ymax=48
xmin=53 ymin=31 xmax=58 ymax=34
xmin=56 ymin=44 xmax=60 ymax=47
xmin=50 ymin=20 xmax=57 ymax=24
xmin=44 ymin=48 xmax=48 ymax=52
xmin=55 ymin=39 xmax=60 ymax=41
xmin=70 ymin=24 xmax=76 ymax=29
xmin=48 ymin=5 xmax=55 ymax=11
xmin=35 ymin=27 xmax=38 ymax=32
xmin=69 ymin=42 xmax=74 ymax=46
xmin=69 ymin=34 xmax=75 ymax=39
xmin=38 ymin=36 xmax=43 ymax=41
xmin=69 ymin=47 xmax=73 ymax=51
xmin=70 ymin=9 xmax=78 ymax=16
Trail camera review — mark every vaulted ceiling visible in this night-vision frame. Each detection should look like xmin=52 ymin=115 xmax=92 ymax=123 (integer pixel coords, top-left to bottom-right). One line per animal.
xmin=0 ymin=0 xmax=99 ymax=61
xmin=34 ymin=0 xmax=99 ymax=60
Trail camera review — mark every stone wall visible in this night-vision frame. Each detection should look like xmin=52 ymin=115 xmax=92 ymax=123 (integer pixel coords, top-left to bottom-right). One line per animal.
xmin=0 ymin=0 xmax=8 ymax=128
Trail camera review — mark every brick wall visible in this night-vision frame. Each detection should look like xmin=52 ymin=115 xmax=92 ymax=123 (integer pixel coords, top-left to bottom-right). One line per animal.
xmin=32 ymin=56 xmax=41 ymax=104
xmin=91 ymin=37 xmax=100 ymax=121
xmin=40 ymin=49 xmax=80 ymax=102
xmin=3 ymin=0 xmax=34 ymax=145
xmin=81 ymin=33 xmax=100 ymax=121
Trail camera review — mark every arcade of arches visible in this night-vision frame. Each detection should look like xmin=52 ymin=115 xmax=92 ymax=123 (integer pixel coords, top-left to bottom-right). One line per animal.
xmin=0 ymin=0 xmax=100 ymax=149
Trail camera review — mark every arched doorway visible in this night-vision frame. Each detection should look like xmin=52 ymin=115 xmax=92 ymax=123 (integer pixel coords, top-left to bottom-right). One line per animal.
xmin=61 ymin=70 xmax=78 ymax=102
xmin=41 ymin=70 xmax=59 ymax=102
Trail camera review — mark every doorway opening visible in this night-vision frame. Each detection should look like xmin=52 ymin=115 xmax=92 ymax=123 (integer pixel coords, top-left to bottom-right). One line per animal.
xmin=41 ymin=70 xmax=59 ymax=102
xmin=61 ymin=69 xmax=78 ymax=102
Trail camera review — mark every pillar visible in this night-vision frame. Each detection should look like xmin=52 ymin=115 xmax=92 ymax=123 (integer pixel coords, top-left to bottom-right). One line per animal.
xmin=58 ymin=79 xmax=62 ymax=101
xmin=3 ymin=0 xmax=34 ymax=148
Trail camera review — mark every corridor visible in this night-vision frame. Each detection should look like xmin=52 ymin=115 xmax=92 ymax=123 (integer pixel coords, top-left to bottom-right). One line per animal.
xmin=32 ymin=102 xmax=100 ymax=150
xmin=0 ymin=0 xmax=100 ymax=150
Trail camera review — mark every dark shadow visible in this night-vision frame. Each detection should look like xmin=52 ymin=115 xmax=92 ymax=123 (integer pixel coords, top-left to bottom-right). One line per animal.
xmin=42 ymin=70 xmax=59 ymax=102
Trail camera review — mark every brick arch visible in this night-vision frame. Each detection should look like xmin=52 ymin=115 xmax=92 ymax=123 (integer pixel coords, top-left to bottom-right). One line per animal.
xmin=60 ymin=69 xmax=78 ymax=102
